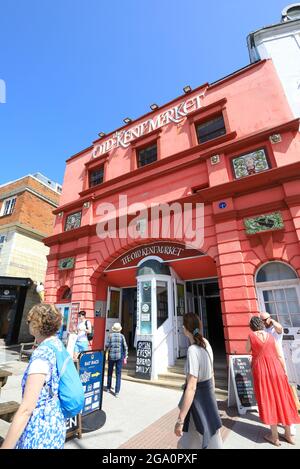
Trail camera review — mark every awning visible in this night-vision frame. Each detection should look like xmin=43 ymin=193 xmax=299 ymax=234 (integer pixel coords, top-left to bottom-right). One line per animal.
xmin=0 ymin=277 xmax=33 ymax=287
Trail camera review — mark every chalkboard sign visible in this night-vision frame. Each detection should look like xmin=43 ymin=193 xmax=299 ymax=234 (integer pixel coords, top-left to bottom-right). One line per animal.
xmin=135 ymin=341 xmax=152 ymax=380
xmin=228 ymin=355 xmax=257 ymax=415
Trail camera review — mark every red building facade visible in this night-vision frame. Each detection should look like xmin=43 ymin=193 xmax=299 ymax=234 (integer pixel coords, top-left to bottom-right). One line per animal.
xmin=44 ymin=59 xmax=300 ymax=378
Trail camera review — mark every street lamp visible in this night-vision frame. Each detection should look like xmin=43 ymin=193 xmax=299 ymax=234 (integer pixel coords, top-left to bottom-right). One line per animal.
xmin=183 ymin=85 xmax=192 ymax=94
xmin=123 ymin=118 xmax=132 ymax=124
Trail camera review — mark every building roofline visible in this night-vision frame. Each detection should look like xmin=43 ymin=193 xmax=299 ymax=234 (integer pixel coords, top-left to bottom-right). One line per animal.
xmin=248 ymin=17 xmax=300 ymax=39
xmin=65 ymin=59 xmax=268 ymax=165
xmin=0 ymin=174 xmax=61 ymax=195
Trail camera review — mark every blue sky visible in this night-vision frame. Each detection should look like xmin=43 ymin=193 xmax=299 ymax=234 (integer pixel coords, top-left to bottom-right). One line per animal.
xmin=0 ymin=0 xmax=288 ymax=185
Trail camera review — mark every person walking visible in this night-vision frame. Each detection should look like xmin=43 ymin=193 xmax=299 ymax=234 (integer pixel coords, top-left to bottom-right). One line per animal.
xmin=246 ymin=316 xmax=300 ymax=447
xmin=73 ymin=311 xmax=92 ymax=360
xmin=106 ymin=323 xmax=128 ymax=398
xmin=175 ymin=313 xmax=223 ymax=449
xmin=1 ymin=304 xmax=66 ymax=449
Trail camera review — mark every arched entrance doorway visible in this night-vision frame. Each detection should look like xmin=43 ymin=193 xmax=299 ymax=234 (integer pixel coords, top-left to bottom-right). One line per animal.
xmin=101 ymin=241 xmax=226 ymax=379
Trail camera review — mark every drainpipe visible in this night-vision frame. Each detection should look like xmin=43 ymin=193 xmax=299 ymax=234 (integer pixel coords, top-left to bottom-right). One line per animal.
xmin=246 ymin=32 xmax=261 ymax=64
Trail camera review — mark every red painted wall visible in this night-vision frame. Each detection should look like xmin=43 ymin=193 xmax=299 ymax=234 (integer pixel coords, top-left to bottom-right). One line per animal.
xmin=44 ymin=59 xmax=300 ymax=355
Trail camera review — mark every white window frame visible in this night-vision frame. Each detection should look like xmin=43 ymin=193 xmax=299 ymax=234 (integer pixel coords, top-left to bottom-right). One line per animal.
xmin=0 ymin=234 xmax=6 ymax=258
xmin=256 ymin=280 xmax=300 ymax=328
xmin=0 ymin=197 xmax=17 ymax=217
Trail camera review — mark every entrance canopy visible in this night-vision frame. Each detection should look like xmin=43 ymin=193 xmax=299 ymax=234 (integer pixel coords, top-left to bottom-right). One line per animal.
xmin=101 ymin=242 xmax=217 ymax=287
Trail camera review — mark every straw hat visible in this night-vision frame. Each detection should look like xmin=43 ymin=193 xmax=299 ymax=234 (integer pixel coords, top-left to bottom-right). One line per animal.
xmin=112 ymin=322 xmax=122 ymax=332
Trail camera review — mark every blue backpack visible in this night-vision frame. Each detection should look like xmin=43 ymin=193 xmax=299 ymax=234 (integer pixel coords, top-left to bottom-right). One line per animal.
xmin=45 ymin=338 xmax=84 ymax=418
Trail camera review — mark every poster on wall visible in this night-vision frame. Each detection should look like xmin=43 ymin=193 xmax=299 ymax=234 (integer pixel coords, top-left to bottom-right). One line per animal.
xmin=138 ymin=281 xmax=152 ymax=335
xmin=56 ymin=305 xmax=70 ymax=344
xmin=66 ymin=333 xmax=77 ymax=357
xmin=70 ymin=302 xmax=80 ymax=332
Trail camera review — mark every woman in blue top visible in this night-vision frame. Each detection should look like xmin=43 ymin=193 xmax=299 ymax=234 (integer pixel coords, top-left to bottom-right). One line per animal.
xmin=1 ymin=304 xmax=66 ymax=449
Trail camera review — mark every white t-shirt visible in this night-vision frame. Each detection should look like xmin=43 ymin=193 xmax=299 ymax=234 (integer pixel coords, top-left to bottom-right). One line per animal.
xmin=28 ymin=359 xmax=50 ymax=381
xmin=185 ymin=339 xmax=214 ymax=382
xmin=77 ymin=320 xmax=91 ymax=341
xmin=266 ymin=325 xmax=283 ymax=349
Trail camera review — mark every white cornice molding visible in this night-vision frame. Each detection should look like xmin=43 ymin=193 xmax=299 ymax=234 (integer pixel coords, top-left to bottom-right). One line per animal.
xmin=0 ymin=186 xmax=59 ymax=207
xmin=252 ymin=19 xmax=300 ymax=43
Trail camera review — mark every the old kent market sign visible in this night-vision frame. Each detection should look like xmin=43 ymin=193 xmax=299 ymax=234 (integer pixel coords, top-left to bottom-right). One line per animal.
xmin=93 ymin=92 xmax=205 ymax=157
xmin=105 ymin=242 xmax=203 ymax=271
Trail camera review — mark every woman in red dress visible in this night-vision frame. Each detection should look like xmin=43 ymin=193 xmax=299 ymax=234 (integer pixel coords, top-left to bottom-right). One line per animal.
xmin=246 ymin=316 xmax=300 ymax=446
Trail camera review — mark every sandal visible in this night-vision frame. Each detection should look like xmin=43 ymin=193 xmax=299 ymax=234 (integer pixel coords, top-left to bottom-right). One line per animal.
xmin=281 ymin=434 xmax=296 ymax=445
xmin=264 ymin=435 xmax=281 ymax=447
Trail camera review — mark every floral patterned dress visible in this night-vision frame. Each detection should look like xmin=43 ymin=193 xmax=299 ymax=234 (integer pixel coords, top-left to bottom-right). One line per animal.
xmin=16 ymin=336 xmax=66 ymax=449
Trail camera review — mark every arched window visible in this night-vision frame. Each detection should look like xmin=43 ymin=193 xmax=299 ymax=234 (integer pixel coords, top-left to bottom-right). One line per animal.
xmin=57 ymin=286 xmax=72 ymax=303
xmin=137 ymin=259 xmax=171 ymax=277
xmin=256 ymin=262 xmax=300 ymax=327
xmin=62 ymin=287 xmax=72 ymax=300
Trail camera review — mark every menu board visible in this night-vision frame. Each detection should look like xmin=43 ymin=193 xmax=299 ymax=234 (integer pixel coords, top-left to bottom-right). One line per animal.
xmin=79 ymin=350 xmax=105 ymax=416
xmin=135 ymin=341 xmax=152 ymax=380
xmin=228 ymin=355 xmax=257 ymax=415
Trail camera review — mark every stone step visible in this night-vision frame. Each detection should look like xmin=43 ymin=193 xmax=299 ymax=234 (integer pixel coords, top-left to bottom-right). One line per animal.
xmin=168 ymin=365 xmax=227 ymax=379
xmin=120 ymin=372 xmax=228 ymax=398
xmin=158 ymin=372 xmax=227 ymax=385
xmin=174 ymin=359 xmax=227 ymax=369
xmin=118 ymin=369 xmax=228 ymax=394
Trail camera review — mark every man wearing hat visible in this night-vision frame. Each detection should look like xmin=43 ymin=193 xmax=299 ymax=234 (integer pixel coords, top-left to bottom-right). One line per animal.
xmin=260 ymin=312 xmax=283 ymax=349
xmin=106 ymin=323 xmax=128 ymax=397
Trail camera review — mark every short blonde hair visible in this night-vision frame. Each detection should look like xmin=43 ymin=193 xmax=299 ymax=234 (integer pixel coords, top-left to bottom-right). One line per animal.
xmin=27 ymin=304 xmax=62 ymax=337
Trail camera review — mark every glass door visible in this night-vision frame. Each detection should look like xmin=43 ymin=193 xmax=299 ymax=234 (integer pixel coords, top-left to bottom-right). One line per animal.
xmin=55 ymin=303 xmax=71 ymax=345
xmin=105 ymin=287 xmax=122 ymax=345
xmin=173 ymin=279 xmax=188 ymax=358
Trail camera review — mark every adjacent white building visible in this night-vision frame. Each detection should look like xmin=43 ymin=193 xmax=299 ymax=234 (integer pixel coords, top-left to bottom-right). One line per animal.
xmin=247 ymin=4 xmax=300 ymax=121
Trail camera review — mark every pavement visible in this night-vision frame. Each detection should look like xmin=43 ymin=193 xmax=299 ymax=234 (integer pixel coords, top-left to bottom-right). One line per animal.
xmin=0 ymin=357 xmax=299 ymax=449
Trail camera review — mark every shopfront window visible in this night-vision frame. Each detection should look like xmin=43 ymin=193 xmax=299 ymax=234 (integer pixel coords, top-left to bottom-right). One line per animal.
xmin=0 ymin=234 xmax=6 ymax=257
xmin=156 ymin=281 xmax=168 ymax=328
xmin=256 ymin=262 xmax=300 ymax=327
xmin=176 ymin=284 xmax=185 ymax=317
xmin=108 ymin=290 xmax=121 ymax=319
